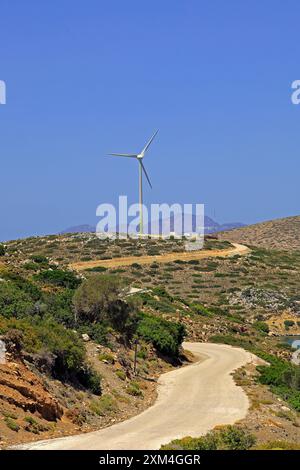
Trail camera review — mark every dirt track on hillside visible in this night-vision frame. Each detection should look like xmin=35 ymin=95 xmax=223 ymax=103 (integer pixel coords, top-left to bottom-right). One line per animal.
xmin=70 ymin=242 xmax=250 ymax=271
xmin=15 ymin=342 xmax=256 ymax=450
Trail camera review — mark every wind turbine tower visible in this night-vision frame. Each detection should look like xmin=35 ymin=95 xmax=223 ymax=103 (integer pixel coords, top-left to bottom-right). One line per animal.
xmin=108 ymin=130 xmax=158 ymax=236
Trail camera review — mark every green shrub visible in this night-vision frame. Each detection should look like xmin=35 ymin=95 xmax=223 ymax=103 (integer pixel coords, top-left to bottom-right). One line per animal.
xmin=219 ymin=425 xmax=255 ymax=450
xmin=0 ymin=244 xmax=5 ymax=256
xmin=161 ymin=434 xmax=218 ymax=450
xmin=131 ymin=263 xmax=142 ymax=270
xmin=0 ymin=282 xmax=35 ymax=319
xmin=210 ymin=334 xmax=254 ymax=350
xmin=253 ymin=321 xmax=270 ymax=334
xmin=35 ymin=269 xmax=80 ymax=289
xmin=23 ymin=262 xmax=40 ymax=271
xmin=5 ymin=417 xmax=20 ymax=432
xmin=85 ymin=266 xmax=107 ymax=272
xmin=152 ymin=286 xmax=174 ymax=301
xmin=137 ymin=313 xmax=185 ymax=357
xmin=115 ymin=369 xmax=126 ymax=381
xmin=136 ymin=291 xmax=177 ymax=315
xmin=44 ymin=289 xmax=74 ymax=327
xmin=1 ymin=271 xmax=41 ymax=300
xmin=79 ymin=323 xmax=109 ymax=346
xmin=150 ymin=263 xmax=159 ymax=269
xmin=99 ymin=352 xmax=115 ymax=364
xmin=191 ymin=303 xmax=213 ymax=317
xmin=77 ymin=367 xmax=102 ymax=395
xmin=2 ymin=410 xmax=17 ymax=419
xmin=24 ymin=416 xmax=49 ymax=434
xmin=90 ymin=394 xmax=117 ymax=416
xmin=254 ymin=440 xmax=300 ymax=450
xmin=72 ymin=275 xmax=123 ymax=324
xmin=30 ymin=254 xmax=49 ymax=264
xmin=137 ymin=346 xmax=148 ymax=359
xmin=0 ymin=317 xmax=86 ymax=379
xmin=73 ymin=275 xmax=138 ymax=341
xmin=284 ymin=320 xmax=295 ymax=329
xmin=161 ymin=426 xmax=255 ymax=450
xmin=257 ymin=356 xmax=300 ymax=411
xmin=127 ymin=381 xmax=143 ymax=397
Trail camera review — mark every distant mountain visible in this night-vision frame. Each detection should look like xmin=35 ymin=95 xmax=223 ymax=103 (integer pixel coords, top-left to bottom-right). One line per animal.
xmin=60 ymin=217 xmax=245 ymax=235
xmin=157 ymin=214 xmax=245 ymax=234
xmin=60 ymin=224 xmax=96 ymax=234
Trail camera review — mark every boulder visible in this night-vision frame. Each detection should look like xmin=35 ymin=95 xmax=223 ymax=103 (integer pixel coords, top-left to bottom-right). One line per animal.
xmin=82 ymin=333 xmax=90 ymax=342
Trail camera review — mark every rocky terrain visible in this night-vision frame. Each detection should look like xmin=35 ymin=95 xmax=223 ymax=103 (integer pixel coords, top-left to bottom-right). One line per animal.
xmin=0 ymin=216 xmax=300 ymax=449
xmin=0 ymin=329 xmax=178 ymax=448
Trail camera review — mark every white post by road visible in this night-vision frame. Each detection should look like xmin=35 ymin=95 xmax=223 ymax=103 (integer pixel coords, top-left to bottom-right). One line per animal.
xmin=0 ymin=340 xmax=6 ymax=364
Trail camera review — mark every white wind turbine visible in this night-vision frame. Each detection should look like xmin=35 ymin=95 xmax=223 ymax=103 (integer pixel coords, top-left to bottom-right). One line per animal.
xmin=108 ymin=130 xmax=158 ymax=236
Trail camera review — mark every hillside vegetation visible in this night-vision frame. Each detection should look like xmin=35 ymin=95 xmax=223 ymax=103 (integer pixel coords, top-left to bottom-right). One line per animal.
xmin=0 ymin=224 xmax=300 ymax=448
xmin=219 ymin=215 xmax=300 ymax=251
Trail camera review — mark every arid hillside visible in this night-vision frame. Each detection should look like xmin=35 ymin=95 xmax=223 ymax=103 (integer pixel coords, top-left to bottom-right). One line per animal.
xmin=218 ymin=215 xmax=300 ymax=251
xmin=1 ymin=228 xmax=300 ymax=449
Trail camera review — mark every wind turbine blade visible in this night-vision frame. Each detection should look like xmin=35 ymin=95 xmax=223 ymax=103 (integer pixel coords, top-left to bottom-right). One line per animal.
xmin=141 ymin=129 xmax=159 ymax=155
xmin=107 ymin=153 xmax=137 ymax=158
xmin=140 ymin=161 xmax=152 ymax=189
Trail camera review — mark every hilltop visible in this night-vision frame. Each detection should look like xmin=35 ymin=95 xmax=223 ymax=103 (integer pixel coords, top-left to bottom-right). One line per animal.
xmin=218 ymin=215 xmax=300 ymax=251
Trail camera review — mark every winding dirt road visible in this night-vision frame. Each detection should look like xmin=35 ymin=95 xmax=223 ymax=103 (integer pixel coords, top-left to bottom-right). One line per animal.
xmin=71 ymin=242 xmax=250 ymax=271
xmin=17 ymin=342 xmax=257 ymax=450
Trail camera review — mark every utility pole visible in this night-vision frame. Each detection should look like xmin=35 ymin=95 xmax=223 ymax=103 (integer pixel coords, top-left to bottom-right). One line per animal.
xmin=133 ymin=338 xmax=138 ymax=375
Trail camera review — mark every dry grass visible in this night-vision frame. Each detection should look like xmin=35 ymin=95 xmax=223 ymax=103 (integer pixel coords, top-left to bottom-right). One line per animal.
xmin=219 ymin=215 xmax=300 ymax=251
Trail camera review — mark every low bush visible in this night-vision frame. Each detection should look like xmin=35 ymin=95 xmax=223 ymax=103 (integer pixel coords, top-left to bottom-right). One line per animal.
xmin=253 ymin=321 xmax=270 ymax=334
xmin=90 ymin=394 xmax=117 ymax=416
xmin=0 ymin=317 xmax=87 ymax=381
xmin=0 ymin=282 xmax=35 ymax=319
xmin=191 ymin=303 xmax=213 ymax=317
xmin=76 ymin=366 xmax=102 ymax=395
xmin=254 ymin=440 xmax=300 ymax=450
xmin=127 ymin=381 xmax=143 ymax=397
xmin=1 ymin=271 xmax=41 ymax=300
xmin=210 ymin=334 xmax=255 ymax=350
xmin=5 ymin=417 xmax=20 ymax=432
xmin=115 ymin=369 xmax=126 ymax=381
xmin=284 ymin=320 xmax=295 ymax=329
xmin=219 ymin=425 xmax=255 ymax=450
xmin=44 ymin=289 xmax=74 ymax=327
xmin=161 ymin=426 xmax=255 ymax=450
xmin=30 ymin=254 xmax=49 ymax=264
xmin=78 ymin=323 xmax=109 ymax=346
xmin=85 ymin=266 xmax=107 ymax=272
xmin=24 ymin=416 xmax=49 ymax=434
xmin=131 ymin=263 xmax=142 ymax=270
xmin=35 ymin=268 xmax=81 ymax=289
xmin=257 ymin=356 xmax=300 ymax=411
xmin=99 ymin=352 xmax=115 ymax=364
xmin=137 ymin=313 xmax=185 ymax=358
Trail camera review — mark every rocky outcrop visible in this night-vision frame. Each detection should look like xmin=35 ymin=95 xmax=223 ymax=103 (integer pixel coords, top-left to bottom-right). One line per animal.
xmin=0 ymin=361 xmax=63 ymax=421
xmin=229 ymin=287 xmax=299 ymax=314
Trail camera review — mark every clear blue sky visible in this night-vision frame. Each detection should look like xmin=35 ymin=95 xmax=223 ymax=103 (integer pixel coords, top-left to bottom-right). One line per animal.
xmin=0 ymin=0 xmax=299 ymax=241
